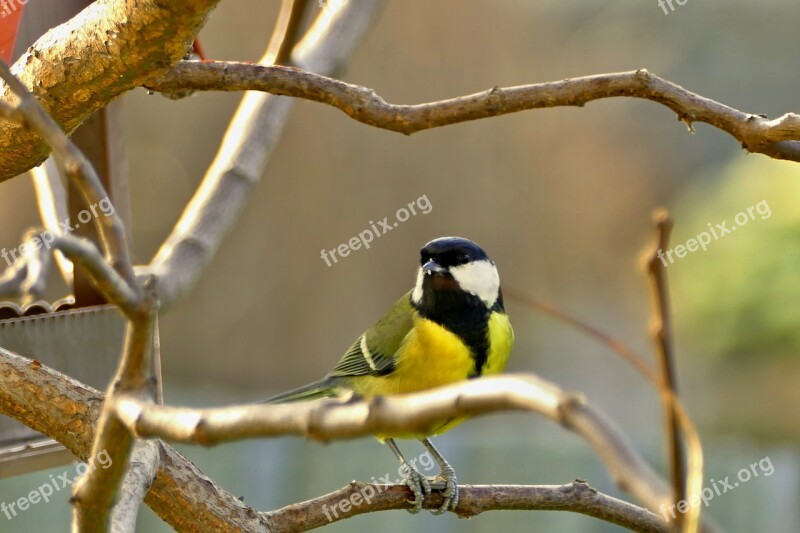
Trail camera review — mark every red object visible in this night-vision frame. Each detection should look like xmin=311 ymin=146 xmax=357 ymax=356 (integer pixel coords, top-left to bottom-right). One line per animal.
xmin=192 ymin=38 xmax=206 ymax=60
xmin=0 ymin=2 xmax=25 ymax=63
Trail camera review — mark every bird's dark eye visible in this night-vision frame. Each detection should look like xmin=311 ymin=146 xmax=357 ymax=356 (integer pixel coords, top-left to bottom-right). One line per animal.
xmin=456 ymin=252 xmax=470 ymax=265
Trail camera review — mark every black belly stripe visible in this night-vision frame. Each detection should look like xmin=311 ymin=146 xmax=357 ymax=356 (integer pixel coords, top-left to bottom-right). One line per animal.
xmin=411 ymin=291 xmax=492 ymax=378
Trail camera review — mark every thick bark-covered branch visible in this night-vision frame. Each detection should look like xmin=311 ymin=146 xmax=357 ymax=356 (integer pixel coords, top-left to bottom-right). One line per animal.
xmin=0 ymin=58 xmax=153 ymax=530
xmin=0 ymin=0 xmax=221 ymax=181
xmin=0 ymin=346 xmax=270 ymax=531
xmin=266 ymin=480 xmax=669 ymax=533
xmin=149 ymin=62 xmax=800 ymax=162
xmin=0 ymin=60 xmax=138 ymax=291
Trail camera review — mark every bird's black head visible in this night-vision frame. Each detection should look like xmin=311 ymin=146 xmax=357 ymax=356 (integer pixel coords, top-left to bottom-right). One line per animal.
xmin=411 ymin=237 xmax=502 ymax=312
xmin=419 ymin=237 xmax=490 ymax=272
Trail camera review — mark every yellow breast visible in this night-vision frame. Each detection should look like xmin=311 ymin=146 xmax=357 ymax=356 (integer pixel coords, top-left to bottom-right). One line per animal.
xmin=350 ymin=311 xmax=514 ymax=438
xmin=351 ymin=316 xmax=475 ymax=397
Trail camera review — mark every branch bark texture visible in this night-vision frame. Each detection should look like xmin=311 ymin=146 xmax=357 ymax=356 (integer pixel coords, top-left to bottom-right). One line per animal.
xmin=266 ymin=481 xmax=669 ymax=533
xmin=150 ymin=62 xmax=800 ymax=161
xmin=0 ymin=0 xmax=221 ymax=181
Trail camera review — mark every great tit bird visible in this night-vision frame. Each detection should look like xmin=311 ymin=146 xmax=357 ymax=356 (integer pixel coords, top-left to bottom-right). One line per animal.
xmin=264 ymin=236 xmax=513 ymax=514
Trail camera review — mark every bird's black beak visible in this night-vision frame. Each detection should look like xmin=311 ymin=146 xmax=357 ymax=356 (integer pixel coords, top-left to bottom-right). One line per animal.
xmin=422 ymin=260 xmax=446 ymax=275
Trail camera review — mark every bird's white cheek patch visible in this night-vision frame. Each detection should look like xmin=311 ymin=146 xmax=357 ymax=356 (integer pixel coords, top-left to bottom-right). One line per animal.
xmin=411 ymin=268 xmax=425 ymax=305
xmin=450 ymin=260 xmax=500 ymax=307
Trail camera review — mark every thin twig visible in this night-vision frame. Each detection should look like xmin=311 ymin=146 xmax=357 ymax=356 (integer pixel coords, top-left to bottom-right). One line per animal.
xmin=30 ymin=156 xmax=74 ymax=286
xmin=49 ymin=234 xmax=140 ymax=316
xmin=643 ymin=209 xmax=691 ymax=533
xmin=147 ymin=63 xmax=800 ymax=161
xmin=269 ymin=0 xmax=312 ymax=65
xmin=505 ymin=290 xmax=658 ymax=382
xmin=71 ymin=313 xmax=157 ymax=531
xmin=505 ymin=285 xmax=706 ymax=532
xmin=0 ymin=228 xmax=55 ymax=301
xmin=265 ymin=480 xmax=669 ymax=533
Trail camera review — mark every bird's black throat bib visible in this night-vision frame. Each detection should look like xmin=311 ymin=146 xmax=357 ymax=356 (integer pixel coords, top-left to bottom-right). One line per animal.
xmin=411 ymin=284 xmax=504 ymax=377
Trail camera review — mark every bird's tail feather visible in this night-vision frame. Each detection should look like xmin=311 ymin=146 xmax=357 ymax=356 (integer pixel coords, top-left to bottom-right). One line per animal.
xmin=261 ymin=377 xmax=341 ymax=404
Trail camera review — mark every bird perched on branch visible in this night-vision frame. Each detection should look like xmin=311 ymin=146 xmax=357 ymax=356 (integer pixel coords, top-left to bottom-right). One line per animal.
xmin=264 ymin=236 xmax=514 ymax=514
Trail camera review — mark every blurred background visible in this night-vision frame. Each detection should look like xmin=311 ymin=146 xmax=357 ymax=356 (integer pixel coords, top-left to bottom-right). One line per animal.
xmin=0 ymin=0 xmax=798 ymax=531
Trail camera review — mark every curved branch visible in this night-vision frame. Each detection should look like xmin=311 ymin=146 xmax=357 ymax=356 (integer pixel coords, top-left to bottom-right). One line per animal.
xmin=115 ymin=374 xmax=674 ymax=516
xmin=0 ymin=342 xmax=714 ymax=532
xmin=0 ymin=0 xmax=221 ymax=181
xmin=266 ymin=480 xmax=669 ymax=533
xmin=48 ymin=234 xmax=141 ymax=315
xmin=148 ymin=62 xmax=800 ymax=161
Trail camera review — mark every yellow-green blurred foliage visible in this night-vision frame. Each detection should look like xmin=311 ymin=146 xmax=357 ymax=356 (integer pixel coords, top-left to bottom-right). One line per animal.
xmin=675 ymin=157 xmax=800 ymax=362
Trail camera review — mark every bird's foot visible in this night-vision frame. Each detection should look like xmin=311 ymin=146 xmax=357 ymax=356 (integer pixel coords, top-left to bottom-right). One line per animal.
xmin=430 ymin=464 xmax=458 ymax=515
xmin=400 ymin=462 xmax=431 ymax=514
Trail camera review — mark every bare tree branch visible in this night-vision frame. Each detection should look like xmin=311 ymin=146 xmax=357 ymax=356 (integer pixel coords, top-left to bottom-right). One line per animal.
xmin=0 ymin=329 xmax=717 ymax=533
xmin=266 ymin=480 xmax=669 ymax=533
xmin=0 ymin=2 xmax=388 ymax=529
xmin=148 ymin=0 xmax=388 ymax=308
xmin=0 ymin=228 xmax=51 ymax=300
xmin=0 ymin=346 xmax=269 ymax=531
xmin=48 ymin=234 xmax=139 ymax=314
xmin=71 ymin=313 xmax=158 ymax=531
xmin=506 ymin=290 xmax=659 ymax=382
xmin=0 ymin=257 xmax=29 ymax=298
xmin=507 ymin=288 xmax=711 ymax=533
xmin=149 ymin=63 xmax=800 ymax=162
xmin=642 ymin=209 xmax=708 ymax=533
xmin=0 ymin=47 xmax=167 ymax=530
xmin=643 ymin=210 xmax=687 ymax=528
xmin=0 ymin=0 xmax=221 ymax=181
xmin=269 ymin=0 xmax=312 ymax=66
xmin=108 ymin=440 xmax=160 ymax=533
xmin=114 ymin=374 xmax=675 ymax=513
xmin=30 ymin=156 xmax=73 ymax=286
xmin=0 ymin=2 xmax=733 ymax=531
xmin=0 ymin=61 xmax=138 ymax=289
